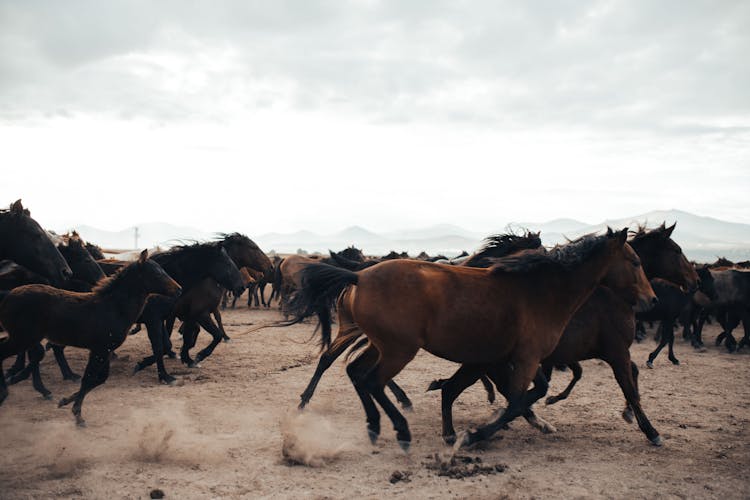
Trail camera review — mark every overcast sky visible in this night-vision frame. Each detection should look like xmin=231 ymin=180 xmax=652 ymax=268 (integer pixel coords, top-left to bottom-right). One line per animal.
xmin=1 ymin=0 xmax=748 ymax=235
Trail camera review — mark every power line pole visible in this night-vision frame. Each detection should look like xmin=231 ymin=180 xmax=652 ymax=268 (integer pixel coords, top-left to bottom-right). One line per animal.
xmin=134 ymin=226 xmax=139 ymax=249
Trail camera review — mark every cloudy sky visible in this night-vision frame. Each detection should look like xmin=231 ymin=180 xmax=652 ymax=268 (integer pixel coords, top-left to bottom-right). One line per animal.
xmin=1 ymin=0 xmax=748 ymax=235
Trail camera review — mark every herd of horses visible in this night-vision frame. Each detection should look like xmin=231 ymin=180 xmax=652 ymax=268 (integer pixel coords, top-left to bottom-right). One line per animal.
xmin=0 ymin=198 xmax=748 ymax=453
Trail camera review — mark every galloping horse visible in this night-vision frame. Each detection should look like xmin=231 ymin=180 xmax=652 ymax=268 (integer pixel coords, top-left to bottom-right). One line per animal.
xmin=287 ymin=229 xmax=629 ymax=450
xmin=132 ymin=241 xmax=244 ymax=384
xmin=294 ymin=231 xmax=543 ymax=411
xmin=0 ymin=250 xmax=181 ymax=425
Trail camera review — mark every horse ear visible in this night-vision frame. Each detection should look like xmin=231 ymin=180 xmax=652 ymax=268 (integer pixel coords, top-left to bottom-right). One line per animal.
xmin=139 ymin=249 xmax=148 ymax=263
xmin=663 ymin=223 xmax=676 ymax=238
xmin=10 ymin=199 xmax=24 ymax=214
xmin=617 ymin=228 xmax=628 ymax=245
xmin=606 ymin=226 xmax=614 ymax=237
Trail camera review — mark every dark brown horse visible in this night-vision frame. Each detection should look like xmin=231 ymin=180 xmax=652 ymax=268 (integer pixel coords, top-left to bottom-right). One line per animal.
xmin=430 ymin=223 xmax=702 ymax=446
xmin=429 ymin=242 xmax=661 ymax=445
xmin=0 ymin=250 xmax=181 ymax=425
xmin=287 ymin=229 xmax=629 ymax=450
xmin=0 ymin=200 xmax=72 ymax=287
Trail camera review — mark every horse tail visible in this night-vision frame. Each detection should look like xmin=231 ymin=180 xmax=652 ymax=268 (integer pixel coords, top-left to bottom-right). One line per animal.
xmin=272 ymin=259 xmax=284 ymax=298
xmin=284 ymin=263 xmax=359 ymax=349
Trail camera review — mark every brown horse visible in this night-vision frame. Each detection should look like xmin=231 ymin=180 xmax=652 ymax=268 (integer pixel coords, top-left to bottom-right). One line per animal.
xmin=286 ymin=229 xmax=629 ymax=449
xmin=294 ymin=231 xmax=544 ymax=412
xmin=429 ymin=242 xmax=661 ymax=445
xmin=0 ymin=250 xmax=181 ymax=425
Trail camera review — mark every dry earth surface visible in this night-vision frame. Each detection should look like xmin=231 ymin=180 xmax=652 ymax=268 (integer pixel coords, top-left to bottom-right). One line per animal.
xmin=1 ymin=305 xmax=748 ymax=499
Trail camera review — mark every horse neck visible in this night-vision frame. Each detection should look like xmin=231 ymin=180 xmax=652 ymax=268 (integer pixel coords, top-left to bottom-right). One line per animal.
xmin=544 ymin=250 xmax=617 ymax=322
xmin=97 ymin=271 xmax=150 ymax=320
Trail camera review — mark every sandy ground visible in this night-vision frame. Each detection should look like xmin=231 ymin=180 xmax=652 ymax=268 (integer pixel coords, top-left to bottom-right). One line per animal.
xmin=1 ymin=303 xmax=749 ymax=499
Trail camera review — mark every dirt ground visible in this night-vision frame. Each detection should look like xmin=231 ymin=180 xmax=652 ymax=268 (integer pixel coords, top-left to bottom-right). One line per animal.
xmin=1 ymin=304 xmax=748 ymax=499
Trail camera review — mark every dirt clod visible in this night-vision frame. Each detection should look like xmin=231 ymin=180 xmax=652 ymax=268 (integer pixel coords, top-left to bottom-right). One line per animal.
xmin=423 ymin=453 xmax=507 ymax=480
xmin=389 ymin=470 xmax=412 ymax=484
xmin=149 ymin=489 xmax=165 ymax=499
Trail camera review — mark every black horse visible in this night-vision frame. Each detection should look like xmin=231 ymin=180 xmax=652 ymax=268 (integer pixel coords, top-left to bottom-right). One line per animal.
xmin=0 ymin=200 xmax=72 ymax=287
xmin=132 ymin=240 xmax=247 ymax=384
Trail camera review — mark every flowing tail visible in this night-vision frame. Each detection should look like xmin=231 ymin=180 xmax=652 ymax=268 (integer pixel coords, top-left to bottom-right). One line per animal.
xmin=283 ymin=263 xmax=359 ymax=349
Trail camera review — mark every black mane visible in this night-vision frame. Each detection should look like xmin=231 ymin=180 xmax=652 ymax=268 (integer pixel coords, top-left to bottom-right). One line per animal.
xmin=463 ymin=230 xmax=542 ymax=268
xmin=217 ymin=232 xmax=261 ymax=251
xmin=490 ymin=232 xmax=609 ymax=275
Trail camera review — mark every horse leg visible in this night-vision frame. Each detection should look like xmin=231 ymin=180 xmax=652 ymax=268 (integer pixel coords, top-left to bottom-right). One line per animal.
xmin=737 ymin=312 xmax=750 ymax=351
xmin=459 ymin=363 xmax=547 ymax=448
xmin=545 ymin=362 xmax=582 ymax=405
xmin=259 ymin=283 xmax=268 ymax=308
xmin=664 ymin=319 xmax=680 ymax=365
xmin=386 ymin=380 xmax=413 ymax=412
xmin=4 ymin=352 xmax=27 ymax=380
xmin=345 ymin=346 xmax=382 ymax=444
xmin=647 ymin=321 xmax=670 ymax=368
xmin=253 ymin=284 xmax=260 ymax=307
xmin=693 ymin=309 xmax=708 ymax=348
xmin=622 ymin=361 xmax=641 ymax=423
xmin=27 ymin=343 xmax=52 ymax=400
xmin=433 ymin=364 xmax=484 ymax=444
xmin=366 ymin=347 xmax=418 ymax=451
xmin=50 ymin=344 xmax=80 ymax=381
xmin=193 ymin=314 xmax=224 ymax=364
xmin=609 ymin=354 xmax=661 ymax=445
xmin=299 ymin=328 xmax=361 ymax=409
xmin=488 ymin=364 xmax=557 ymax=434
xmin=58 ymin=350 xmax=110 ymax=427
xmin=635 ymin=321 xmax=646 ymax=343
xmin=180 ymin=321 xmax=200 ymax=367
xmin=212 ymin=307 xmax=230 ymax=343
xmin=133 ymin=318 xmax=170 ymax=383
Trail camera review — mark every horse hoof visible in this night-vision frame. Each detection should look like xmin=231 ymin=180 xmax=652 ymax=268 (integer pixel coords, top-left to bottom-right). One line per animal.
xmin=646 ymin=360 xmax=654 ymax=369
xmin=650 ymin=435 xmax=663 ymax=447
xmin=397 ymin=440 xmax=410 ymax=453
xmin=159 ymin=375 xmax=176 ymax=385
xmin=453 ymin=431 xmax=472 ymax=452
xmin=670 ymin=359 xmax=680 ymax=366
xmin=222 ymin=337 xmax=232 ymax=343
xmin=42 ymin=393 xmax=53 ymax=401
xmin=545 ymin=396 xmax=558 ymax=405
xmin=58 ymin=398 xmax=68 ymax=408
xmin=76 ymin=419 xmax=87 ymax=428
xmin=401 ymin=403 xmax=414 ymax=413
xmin=622 ymin=408 xmax=635 ymax=424
xmin=132 ymin=364 xmax=143 ymax=375
xmin=367 ymin=428 xmax=379 ymax=445
xmin=443 ymin=434 xmax=457 ymax=445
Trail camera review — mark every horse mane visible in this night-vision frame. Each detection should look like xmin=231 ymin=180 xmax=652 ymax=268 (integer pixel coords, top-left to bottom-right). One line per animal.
xmin=216 ymin=232 xmax=261 ymax=250
xmin=151 ymin=241 xmax=222 ymax=267
xmin=628 ymin=223 xmax=669 ymax=243
xmin=91 ymin=260 xmax=139 ymax=294
xmin=464 ymin=230 xmax=542 ymax=268
xmin=489 ymin=232 xmax=609 ymax=275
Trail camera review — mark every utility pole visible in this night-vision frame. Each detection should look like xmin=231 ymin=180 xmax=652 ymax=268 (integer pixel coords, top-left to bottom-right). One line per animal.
xmin=134 ymin=226 xmax=139 ymax=249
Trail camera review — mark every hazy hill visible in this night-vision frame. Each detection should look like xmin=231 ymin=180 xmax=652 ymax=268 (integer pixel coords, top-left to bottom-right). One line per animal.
xmin=66 ymin=210 xmax=750 ymax=262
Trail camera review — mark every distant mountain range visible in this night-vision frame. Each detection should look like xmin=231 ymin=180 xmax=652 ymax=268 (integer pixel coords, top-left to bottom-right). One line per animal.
xmin=65 ymin=209 xmax=750 ymax=263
